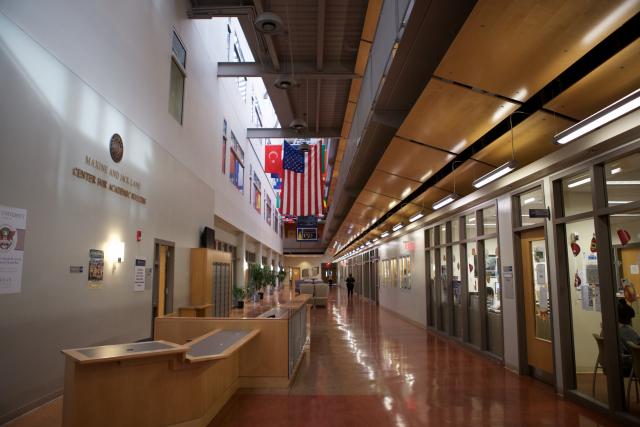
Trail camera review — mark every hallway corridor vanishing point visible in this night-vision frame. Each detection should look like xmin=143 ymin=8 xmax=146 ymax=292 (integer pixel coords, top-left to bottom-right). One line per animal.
xmin=211 ymin=287 xmax=615 ymax=427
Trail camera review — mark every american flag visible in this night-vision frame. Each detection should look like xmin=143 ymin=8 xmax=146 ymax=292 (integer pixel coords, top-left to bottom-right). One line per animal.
xmin=281 ymin=141 xmax=322 ymax=216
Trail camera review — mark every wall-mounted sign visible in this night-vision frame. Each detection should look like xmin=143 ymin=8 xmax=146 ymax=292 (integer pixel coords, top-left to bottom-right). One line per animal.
xmin=0 ymin=205 xmax=27 ymax=295
xmin=297 ymin=227 xmax=318 ymax=241
xmin=529 ymin=208 xmax=550 ymax=219
xmin=70 ymin=266 xmax=83 ymax=273
xmin=134 ymin=258 xmax=146 ymax=292
xmin=109 ymin=133 xmax=124 ymax=163
xmin=72 ymin=154 xmax=146 ymax=205
xmin=403 ymin=240 xmax=415 ymax=251
xmin=88 ymin=249 xmax=104 ymax=288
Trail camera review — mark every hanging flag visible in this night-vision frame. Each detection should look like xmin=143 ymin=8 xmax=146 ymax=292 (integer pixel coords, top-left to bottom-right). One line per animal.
xmin=321 ymin=140 xmax=326 ymax=174
xmin=281 ymin=141 xmax=322 ymax=216
xmin=265 ymin=144 xmax=283 ymax=175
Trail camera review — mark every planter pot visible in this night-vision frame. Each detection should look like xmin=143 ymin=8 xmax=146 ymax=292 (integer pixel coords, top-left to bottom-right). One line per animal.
xmin=236 ymin=300 xmax=244 ymax=309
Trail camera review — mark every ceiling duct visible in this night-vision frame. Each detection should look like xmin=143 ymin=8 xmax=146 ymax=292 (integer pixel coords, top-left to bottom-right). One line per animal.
xmin=254 ymin=11 xmax=285 ymax=35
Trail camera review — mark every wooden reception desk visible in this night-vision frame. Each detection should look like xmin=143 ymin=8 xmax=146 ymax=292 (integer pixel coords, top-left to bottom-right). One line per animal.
xmin=61 ymin=292 xmax=310 ymax=427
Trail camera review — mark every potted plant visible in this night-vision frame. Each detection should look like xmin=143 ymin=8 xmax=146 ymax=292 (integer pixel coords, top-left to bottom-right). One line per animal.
xmin=233 ymin=286 xmax=246 ymax=309
xmin=263 ymin=265 xmax=276 ymax=295
xmin=277 ymin=267 xmax=286 ymax=288
xmin=248 ymin=263 xmax=265 ymax=300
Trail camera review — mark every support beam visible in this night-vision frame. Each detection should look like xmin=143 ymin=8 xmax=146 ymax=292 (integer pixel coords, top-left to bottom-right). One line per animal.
xmin=247 ymin=128 xmax=341 ymax=139
xmin=217 ymin=62 xmax=357 ymax=80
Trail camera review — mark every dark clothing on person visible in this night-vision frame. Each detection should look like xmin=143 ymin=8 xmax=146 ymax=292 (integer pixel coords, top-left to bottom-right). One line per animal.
xmin=346 ymin=276 xmax=355 ymax=298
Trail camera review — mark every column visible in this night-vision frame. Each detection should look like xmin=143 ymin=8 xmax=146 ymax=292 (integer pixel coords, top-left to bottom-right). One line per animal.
xmin=236 ymin=231 xmax=246 ymax=290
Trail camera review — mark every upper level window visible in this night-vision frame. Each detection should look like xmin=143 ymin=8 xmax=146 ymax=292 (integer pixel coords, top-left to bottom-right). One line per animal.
xmin=253 ymin=172 xmax=262 ymax=213
xmin=229 ymin=131 xmax=244 ymax=193
xmin=169 ymin=31 xmax=186 ymax=124
xmin=221 ymin=119 xmax=227 ymax=174
xmin=266 ymin=197 xmax=272 ymax=225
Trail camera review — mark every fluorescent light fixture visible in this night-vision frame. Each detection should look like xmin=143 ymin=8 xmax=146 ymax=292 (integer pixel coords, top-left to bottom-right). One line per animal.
xmin=609 ymin=201 xmax=631 ymax=204
xmin=432 ymin=194 xmax=459 ymax=210
xmin=380 ymin=232 xmax=390 ymax=238
xmin=372 ymin=238 xmax=379 ymax=243
xmin=472 ymin=160 xmax=517 ymax=189
xmin=409 ymin=212 xmax=424 ymax=223
xmin=567 ymin=177 xmax=591 ymax=188
xmin=611 ymin=167 xmax=622 ymax=175
xmin=607 ymin=180 xmax=640 ymax=185
xmin=554 ymin=88 xmax=640 ymax=145
xmin=523 ymin=197 xmax=536 ymax=205
xmin=366 ymin=241 xmax=372 ymax=246
xmin=392 ymin=223 xmax=404 ymax=232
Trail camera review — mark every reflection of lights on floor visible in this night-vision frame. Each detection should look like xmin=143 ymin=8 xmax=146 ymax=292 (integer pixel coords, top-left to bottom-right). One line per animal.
xmin=383 ymin=396 xmax=393 ymax=411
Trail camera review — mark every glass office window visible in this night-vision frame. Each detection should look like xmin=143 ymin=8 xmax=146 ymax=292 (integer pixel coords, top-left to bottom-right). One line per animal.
xmin=169 ymin=59 xmax=185 ymax=123
xmin=428 ymin=228 xmax=434 ymax=247
xmin=466 ymin=214 xmax=477 ymax=239
xmin=565 ymin=219 xmax=606 ymax=404
xmin=467 ymin=241 xmax=480 ymax=347
xmin=452 ymin=244 xmax=462 ymax=338
xmin=429 ymin=250 xmax=437 ymax=326
xmin=484 ymin=237 xmax=503 ymax=356
xmin=483 ymin=205 xmax=497 ymax=235
xmin=452 ymin=219 xmax=460 ymax=242
xmin=519 ymin=187 xmax=545 ymax=226
xmin=605 ymin=154 xmax=640 ymax=207
xmin=563 ymin=171 xmax=593 ymax=216
xmin=439 ymin=248 xmax=448 ymax=332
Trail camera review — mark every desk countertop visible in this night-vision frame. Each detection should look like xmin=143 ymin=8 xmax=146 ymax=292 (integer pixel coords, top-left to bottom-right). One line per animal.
xmin=228 ymin=291 xmax=311 ymax=319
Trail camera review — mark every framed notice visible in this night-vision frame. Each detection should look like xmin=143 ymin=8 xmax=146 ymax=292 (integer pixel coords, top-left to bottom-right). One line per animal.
xmin=0 ymin=206 xmax=27 ymax=294
xmin=88 ymin=249 xmax=104 ymax=288
xmin=296 ymin=228 xmax=318 ymax=241
xmin=134 ymin=258 xmax=146 ymax=292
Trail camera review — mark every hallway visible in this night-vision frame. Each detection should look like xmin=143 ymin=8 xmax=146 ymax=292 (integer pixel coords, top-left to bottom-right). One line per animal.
xmin=211 ymin=287 xmax=615 ymax=427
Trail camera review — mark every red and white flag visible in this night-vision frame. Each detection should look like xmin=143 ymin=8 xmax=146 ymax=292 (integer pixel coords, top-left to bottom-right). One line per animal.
xmin=281 ymin=142 xmax=323 ymax=216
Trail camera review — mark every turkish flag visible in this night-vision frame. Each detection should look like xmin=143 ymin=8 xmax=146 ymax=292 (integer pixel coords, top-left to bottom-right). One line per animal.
xmin=265 ymin=144 xmax=283 ymax=175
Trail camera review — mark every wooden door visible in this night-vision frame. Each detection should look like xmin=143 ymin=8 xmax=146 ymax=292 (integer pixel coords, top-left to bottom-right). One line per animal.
xmin=158 ymin=245 xmax=167 ymax=317
xmin=521 ymin=228 xmax=554 ymax=375
xmin=292 ymin=268 xmax=301 ymax=282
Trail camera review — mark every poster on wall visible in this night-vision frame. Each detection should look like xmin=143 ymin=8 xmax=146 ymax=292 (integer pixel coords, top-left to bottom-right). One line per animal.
xmin=88 ymin=249 xmax=104 ymax=288
xmin=0 ymin=205 xmax=27 ymax=295
xmin=134 ymin=258 xmax=146 ymax=292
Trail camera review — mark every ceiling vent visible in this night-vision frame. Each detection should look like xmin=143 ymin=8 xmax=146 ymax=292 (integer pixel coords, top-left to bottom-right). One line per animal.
xmin=254 ymin=12 xmax=284 ymax=35
xmin=274 ymin=75 xmax=296 ymax=89
xmin=289 ymin=118 xmax=308 ymax=131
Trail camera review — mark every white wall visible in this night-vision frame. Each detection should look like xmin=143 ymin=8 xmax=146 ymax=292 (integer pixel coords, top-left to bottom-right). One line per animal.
xmin=0 ymin=1 xmax=282 ymax=421
xmin=377 ymin=228 xmax=427 ymax=327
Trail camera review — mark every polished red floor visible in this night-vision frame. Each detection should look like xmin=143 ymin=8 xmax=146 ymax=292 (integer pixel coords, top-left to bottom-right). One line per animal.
xmin=210 ymin=287 xmax=616 ymax=426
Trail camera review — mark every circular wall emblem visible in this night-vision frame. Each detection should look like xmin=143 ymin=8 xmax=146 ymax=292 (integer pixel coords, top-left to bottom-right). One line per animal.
xmin=110 ymin=133 xmax=124 ymax=163
xmin=0 ymin=225 xmax=17 ymax=251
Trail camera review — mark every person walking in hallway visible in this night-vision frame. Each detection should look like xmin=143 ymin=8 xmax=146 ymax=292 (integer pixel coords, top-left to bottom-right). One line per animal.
xmin=346 ymin=273 xmax=355 ymax=298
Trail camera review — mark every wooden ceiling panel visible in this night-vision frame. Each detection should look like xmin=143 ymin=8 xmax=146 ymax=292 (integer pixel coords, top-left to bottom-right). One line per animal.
xmin=472 ymin=111 xmax=575 ymax=167
xmin=365 ymin=170 xmax=420 ymax=200
xmin=377 ymin=137 xmax=454 ymax=182
xmin=355 ymin=41 xmax=372 ymax=76
xmin=434 ymin=159 xmax=494 ymax=196
xmin=348 ymin=78 xmax=362 ymax=103
xmin=544 ymin=39 xmax=640 ymax=120
xmin=362 ymin=0 xmax=383 ymax=42
xmin=436 ymin=0 xmax=640 ymax=100
xmin=356 ymin=189 xmax=399 ymax=212
xmin=397 ymin=79 xmax=518 ymax=153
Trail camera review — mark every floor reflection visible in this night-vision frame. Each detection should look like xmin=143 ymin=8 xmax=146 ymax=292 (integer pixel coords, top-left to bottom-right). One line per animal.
xmin=212 ymin=286 xmax=618 ymax=427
